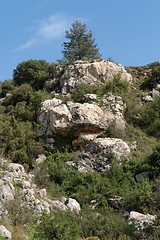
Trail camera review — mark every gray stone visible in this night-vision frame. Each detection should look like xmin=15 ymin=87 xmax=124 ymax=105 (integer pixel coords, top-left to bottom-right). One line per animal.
xmin=129 ymin=211 xmax=156 ymax=230
xmin=64 ymin=197 xmax=81 ymax=212
xmin=68 ymin=138 xmax=130 ymax=172
xmin=142 ymin=95 xmax=153 ymax=102
xmin=0 ymin=225 xmax=11 ymax=239
xmin=57 ymin=60 xmax=132 ymax=94
xmin=38 ymin=94 xmax=126 ymax=147
xmin=35 ymin=154 xmax=47 ymax=165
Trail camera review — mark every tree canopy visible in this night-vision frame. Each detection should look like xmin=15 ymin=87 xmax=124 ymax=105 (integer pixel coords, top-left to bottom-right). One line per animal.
xmin=62 ymin=20 xmax=101 ymax=62
xmin=13 ymin=59 xmax=50 ymax=90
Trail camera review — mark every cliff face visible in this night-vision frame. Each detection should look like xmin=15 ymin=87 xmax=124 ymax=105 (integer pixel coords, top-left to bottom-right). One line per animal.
xmin=49 ymin=60 xmax=132 ymax=94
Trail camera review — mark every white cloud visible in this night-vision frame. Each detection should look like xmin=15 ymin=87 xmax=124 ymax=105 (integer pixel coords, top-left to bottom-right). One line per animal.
xmin=15 ymin=13 xmax=72 ymax=51
xmin=38 ymin=14 xmax=69 ymax=40
xmin=15 ymin=38 xmax=37 ymax=51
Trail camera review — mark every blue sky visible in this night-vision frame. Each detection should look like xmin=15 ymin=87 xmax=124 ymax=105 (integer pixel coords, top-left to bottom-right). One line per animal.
xmin=0 ymin=0 xmax=160 ymax=81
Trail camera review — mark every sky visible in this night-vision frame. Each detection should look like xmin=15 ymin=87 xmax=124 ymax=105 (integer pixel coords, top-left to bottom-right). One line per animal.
xmin=0 ymin=0 xmax=160 ymax=81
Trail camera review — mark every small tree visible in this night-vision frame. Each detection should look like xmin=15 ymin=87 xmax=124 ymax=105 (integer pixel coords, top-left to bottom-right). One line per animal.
xmin=13 ymin=59 xmax=50 ymax=90
xmin=62 ymin=20 xmax=101 ymax=62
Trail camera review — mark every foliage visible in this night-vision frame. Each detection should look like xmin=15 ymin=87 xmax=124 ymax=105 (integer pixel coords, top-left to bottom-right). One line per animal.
xmin=1 ymin=59 xmax=160 ymax=239
xmin=146 ymin=145 xmax=160 ymax=177
xmin=34 ymin=206 xmax=134 ymax=240
xmin=139 ymin=96 xmax=160 ymax=138
xmin=79 ymin=207 xmax=134 ymax=239
xmin=0 ymin=79 xmax=15 ymax=98
xmin=0 ymin=117 xmax=44 ymax=168
xmin=71 ymin=83 xmax=100 ymax=103
xmin=13 ymin=59 xmax=50 ymax=90
xmin=141 ymin=62 xmax=160 ymax=90
xmin=34 ymin=210 xmax=81 ymax=240
xmin=0 ymin=80 xmax=51 ymax=168
xmin=6 ymin=192 xmax=35 ymax=227
xmin=104 ymin=74 xmax=129 ymax=95
xmin=62 ymin=20 xmax=101 ymax=62
xmin=71 ymin=74 xmax=129 ymax=103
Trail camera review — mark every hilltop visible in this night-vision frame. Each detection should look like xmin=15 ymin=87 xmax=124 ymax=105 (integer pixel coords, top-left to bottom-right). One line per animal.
xmin=0 ymin=59 xmax=160 ymax=240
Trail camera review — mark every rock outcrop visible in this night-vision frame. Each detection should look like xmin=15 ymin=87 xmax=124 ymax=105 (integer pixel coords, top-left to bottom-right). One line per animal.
xmin=129 ymin=211 xmax=156 ymax=230
xmin=67 ymin=138 xmax=130 ymax=172
xmin=51 ymin=60 xmax=132 ymax=94
xmin=38 ymin=94 xmax=126 ymax=147
xmin=0 ymin=161 xmax=81 ymax=220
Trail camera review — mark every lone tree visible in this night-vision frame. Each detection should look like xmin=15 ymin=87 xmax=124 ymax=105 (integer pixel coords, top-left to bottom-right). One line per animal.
xmin=62 ymin=20 xmax=101 ymax=62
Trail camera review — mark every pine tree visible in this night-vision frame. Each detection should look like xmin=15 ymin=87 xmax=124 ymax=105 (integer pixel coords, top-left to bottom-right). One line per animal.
xmin=62 ymin=20 xmax=101 ymax=62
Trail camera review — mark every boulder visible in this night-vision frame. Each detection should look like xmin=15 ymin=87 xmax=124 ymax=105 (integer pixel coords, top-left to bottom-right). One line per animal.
xmin=38 ymin=98 xmax=72 ymax=136
xmin=129 ymin=211 xmax=156 ymax=230
xmin=63 ymin=197 xmax=81 ymax=213
xmin=142 ymin=95 xmax=153 ymax=102
xmin=35 ymin=154 xmax=47 ymax=165
xmin=68 ymin=138 xmax=130 ymax=172
xmin=38 ymin=95 xmax=126 ymax=147
xmin=0 ymin=180 xmax=14 ymax=203
xmin=0 ymin=225 xmax=11 ymax=239
xmin=53 ymin=60 xmax=132 ymax=94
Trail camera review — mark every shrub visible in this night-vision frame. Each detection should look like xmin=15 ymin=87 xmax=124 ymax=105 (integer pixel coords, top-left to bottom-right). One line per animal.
xmin=139 ymin=96 xmax=160 ymax=138
xmin=104 ymin=74 xmax=129 ymax=95
xmin=0 ymin=118 xmax=44 ymax=168
xmin=141 ymin=63 xmax=160 ymax=90
xmin=13 ymin=59 xmax=50 ymax=90
xmin=79 ymin=207 xmax=134 ymax=239
xmin=71 ymin=83 xmax=100 ymax=103
xmin=34 ymin=210 xmax=81 ymax=240
xmin=0 ymin=79 xmax=15 ymax=98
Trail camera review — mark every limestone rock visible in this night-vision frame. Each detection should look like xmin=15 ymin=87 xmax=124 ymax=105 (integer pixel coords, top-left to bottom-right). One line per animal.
xmin=142 ymin=95 xmax=153 ymax=102
xmin=0 ymin=161 xmax=81 ymax=219
xmin=0 ymin=180 xmax=14 ymax=203
xmin=34 ymin=199 xmax=51 ymax=215
xmin=68 ymin=138 xmax=130 ymax=172
xmin=38 ymin=98 xmax=72 ymax=136
xmin=0 ymin=225 xmax=11 ymax=239
xmin=63 ymin=197 xmax=81 ymax=213
xmin=56 ymin=60 xmax=132 ymax=94
xmin=38 ymin=95 xmax=126 ymax=147
xmin=35 ymin=154 xmax=47 ymax=165
xmin=129 ymin=211 xmax=156 ymax=230
xmin=38 ymin=188 xmax=47 ymax=198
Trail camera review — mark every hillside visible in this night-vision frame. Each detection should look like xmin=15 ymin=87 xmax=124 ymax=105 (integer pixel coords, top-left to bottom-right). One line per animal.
xmin=0 ymin=59 xmax=160 ymax=240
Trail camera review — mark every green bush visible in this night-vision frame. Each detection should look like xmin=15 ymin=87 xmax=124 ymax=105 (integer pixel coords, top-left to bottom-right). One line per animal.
xmin=104 ymin=74 xmax=129 ymax=95
xmin=34 ymin=210 xmax=81 ymax=240
xmin=71 ymin=75 xmax=129 ymax=103
xmin=0 ymin=79 xmax=15 ymax=98
xmin=71 ymin=83 xmax=100 ymax=103
xmin=79 ymin=207 xmax=134 ymax=239
xmin=141 ymin=63 xmax=160 ymax=90
xmin=13 ymin=59 xmax=50 ymax=90
xmin=0 ymin=117 xmax=44 ymax=168
xmin=139 ymin=96 xmax=160 ymax=138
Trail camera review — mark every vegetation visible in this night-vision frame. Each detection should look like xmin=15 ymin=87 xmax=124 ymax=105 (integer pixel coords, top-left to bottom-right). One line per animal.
xmin=62 ymin=20 xmax=101 ymax=62
xmin=13 ymin=59 xmax=50 ymax=91
xmin=0 ymin=31 xmax=160 ymax=239
xmin=141 ymin=61 xmax=160 ymax=90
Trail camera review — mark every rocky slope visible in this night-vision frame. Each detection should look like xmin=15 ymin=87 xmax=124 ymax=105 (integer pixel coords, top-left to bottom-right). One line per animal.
xmin=0 ymin=59 xmax=159 ymax=239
